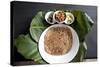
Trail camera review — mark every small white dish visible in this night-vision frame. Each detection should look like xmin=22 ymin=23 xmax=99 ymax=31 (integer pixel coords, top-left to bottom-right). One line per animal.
xmin=53 ymin=11 xmax=66 ymax=24
xmin=65 ymin=12 xmax=75 ymax=24
xmin=45 ymin=11 xmax=55 ymax=24
xmin=39 ymin=24 xmax=79 ymax=64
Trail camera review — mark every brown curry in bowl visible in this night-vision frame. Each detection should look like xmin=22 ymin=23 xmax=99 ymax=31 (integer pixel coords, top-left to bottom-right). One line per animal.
xmin=44 ymin=27 xmax=73 ymax=55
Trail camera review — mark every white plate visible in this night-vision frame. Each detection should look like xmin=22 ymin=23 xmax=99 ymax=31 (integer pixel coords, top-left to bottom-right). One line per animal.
xmin=39 ymin=24 xmax=79 ymax=64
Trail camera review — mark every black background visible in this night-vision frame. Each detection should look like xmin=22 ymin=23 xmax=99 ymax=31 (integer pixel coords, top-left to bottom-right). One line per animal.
xmin=11 ymin=1 xmax=97 ymax=65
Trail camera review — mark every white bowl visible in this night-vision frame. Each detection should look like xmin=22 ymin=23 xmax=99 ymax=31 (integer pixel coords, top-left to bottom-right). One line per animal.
xmin=53 ymin=11 xmax=66 ymax=24
xmin=45 ymin=11 xmax=55 ymax=24
xmin=39 ymin=24 xmax=79 ymax=64
xmin=65 ymin=12 xmax=75 ymax=24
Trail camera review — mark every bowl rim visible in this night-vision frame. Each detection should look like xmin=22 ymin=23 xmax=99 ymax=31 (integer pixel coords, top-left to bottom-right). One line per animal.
xmin=45 ymin=11 xmax=55 ymax=24
xmin=39 ymin=24 xmax=79 ymax=64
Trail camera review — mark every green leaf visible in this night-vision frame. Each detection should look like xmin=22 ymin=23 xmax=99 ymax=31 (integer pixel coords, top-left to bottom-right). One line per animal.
xmin=30 ymin=27 xmax=46 ymax=42
xmin=70 ymin=10 xmax=94 ymax=41
xmin=71 ymin=42 xmax=87 ymax=62
xmin=30 ymin=11 xmax=50 ymax=42
xmin=14 ymin=34 xmax=46 ymax=64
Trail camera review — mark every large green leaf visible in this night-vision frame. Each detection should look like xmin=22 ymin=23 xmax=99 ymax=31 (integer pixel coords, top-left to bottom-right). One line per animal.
xmin=70 ymin=10 xmax=94 ymax=41
xmin=14 ymin=34 xmax=47 ymax=64
xmin=30 ymin=11 xmax=50 ymax=42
